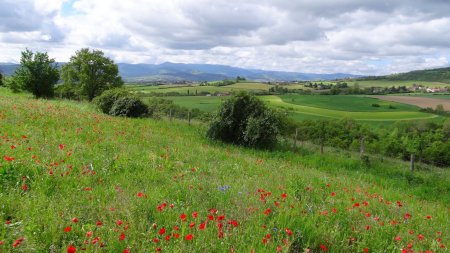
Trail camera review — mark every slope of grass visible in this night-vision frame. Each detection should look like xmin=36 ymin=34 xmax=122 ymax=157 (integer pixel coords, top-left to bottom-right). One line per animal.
xmin=0 ymin=88 xmax=448 ymax=252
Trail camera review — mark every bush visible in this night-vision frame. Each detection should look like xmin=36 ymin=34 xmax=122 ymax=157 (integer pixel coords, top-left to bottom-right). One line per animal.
xmin=109 ymin=96 xmax=149 ymax=118
xmin=93 ymin=89 xmax=129 ymax=114
xmin=207 ymin=92 xmax=282 ymax=149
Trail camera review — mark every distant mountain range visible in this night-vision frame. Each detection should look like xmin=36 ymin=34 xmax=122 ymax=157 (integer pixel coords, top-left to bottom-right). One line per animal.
xmin=0 ymin=62 xmax=361 ymax=82
xmin=116 ymin=62 xmax=362 ymax=82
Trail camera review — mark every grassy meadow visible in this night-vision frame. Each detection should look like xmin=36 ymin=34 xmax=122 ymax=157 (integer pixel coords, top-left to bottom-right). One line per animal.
xmin=0 ymin=87 xmax=449 ymax=252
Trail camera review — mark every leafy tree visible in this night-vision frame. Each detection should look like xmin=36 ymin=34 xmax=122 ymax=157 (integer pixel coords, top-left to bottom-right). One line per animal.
xmin=0 ymin=72 xmax=3 ymax=86
xmin=61 ymin=48 xmax=123 ymax=101
xmin=10 ymin=49 xmax=59 ymax=98
xmin=207 ymin=92 xmax=283 ymax=149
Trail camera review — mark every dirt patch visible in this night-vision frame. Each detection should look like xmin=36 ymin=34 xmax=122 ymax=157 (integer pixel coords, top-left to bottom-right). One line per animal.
xmin=370 ymin=95 xmax=450 ymax=111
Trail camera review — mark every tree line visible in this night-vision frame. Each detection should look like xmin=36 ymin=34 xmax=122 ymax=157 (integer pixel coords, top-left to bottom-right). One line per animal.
xmin=3 ymin=48 xmax=123 ymax=100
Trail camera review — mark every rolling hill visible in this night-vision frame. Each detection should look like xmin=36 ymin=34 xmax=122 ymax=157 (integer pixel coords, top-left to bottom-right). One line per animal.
xmin=360 ymin=67 xmax=450 ymax=84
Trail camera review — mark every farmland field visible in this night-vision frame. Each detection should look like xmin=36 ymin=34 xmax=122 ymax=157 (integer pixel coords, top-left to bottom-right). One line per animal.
xmin=159 ymin=94 xmax=439 ymax=122
xmin=370 ymin=95 xmax=450 ymax=111
xmin=0 ymin=88 xmax=448 ymax=252
xmin=128 ymin=82 xmax=307 ymax=95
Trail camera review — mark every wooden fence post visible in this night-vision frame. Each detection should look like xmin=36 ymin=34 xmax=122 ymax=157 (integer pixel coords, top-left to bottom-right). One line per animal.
xmin=188 ymin=111 xmax=191 ymax=125
xmin=293 ymin=128 xmax=298 ymax=149
xmin=410 ymin=153 xmax=415 ymax=171
xmin=360 ymin=136 xmax=365 ymax=158
xmin=169 ymin=109 xmax=173 ymax=121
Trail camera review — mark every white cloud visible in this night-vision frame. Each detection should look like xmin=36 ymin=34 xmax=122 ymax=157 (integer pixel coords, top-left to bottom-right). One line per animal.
xmin=0 ymin=0 xmax=449 ymax=75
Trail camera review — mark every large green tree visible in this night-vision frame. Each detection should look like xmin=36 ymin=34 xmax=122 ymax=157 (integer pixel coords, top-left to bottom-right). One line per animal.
xmin=61 ymin=48 xmax=123 ymax=101
xmin=0 ymin=72 xmax=3 ymax=86
xmin=11 ymin=49 xmax=59 ymax=98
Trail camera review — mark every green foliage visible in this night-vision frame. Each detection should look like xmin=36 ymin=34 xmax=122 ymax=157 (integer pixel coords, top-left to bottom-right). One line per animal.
xmin=207 ymin=92 xmax=282 ymax=149
xmin=0 ymin=72 xmax=3 ymax=86
xmin=55 ymin=83 xmax=80 ymax=100
xmin=61 ymin=48 xmax=123 ymax=101
xmin=93 ymin=88 xmax=129 ymax=114
xmin=9 ymin=49 xmax=59 ymax=98
xmin=294 ymin=119 xmax=450 ymax=167
xmin=109 ymin=96 xmax=149 ymax=118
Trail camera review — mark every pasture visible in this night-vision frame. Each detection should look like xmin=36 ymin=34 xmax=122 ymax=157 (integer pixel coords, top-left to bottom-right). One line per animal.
xmin=0 ymin=88 xmax=448 ymax=252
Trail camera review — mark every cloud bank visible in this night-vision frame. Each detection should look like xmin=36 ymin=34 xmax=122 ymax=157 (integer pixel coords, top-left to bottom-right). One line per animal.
xmin=1 ymin=0 xmax=449 ymax=75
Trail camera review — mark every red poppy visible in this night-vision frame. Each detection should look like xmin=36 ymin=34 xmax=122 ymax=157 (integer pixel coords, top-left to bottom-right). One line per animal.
xmin=199 ymin=222 xmax=206 ymax=230
xmin=4 ymin=156 xmax=14 ymax=161
xmin=64 ymin=226 xmax=72 ymax=232
xmin=67 ymin=244 xmax=77 ymax=253
xmin=192 ymin=212 xmax=198 ymax=218
xmin=137 ymin=192 xmax=143 ymax=198
xmin=159 ymin=227 xmax=166 ymax=235
xmin=180 ymin=213 xmax=187 ymax=221
xmin=86 ymin=231 xmax=93 ymax=237
xmin=185 ymin=234 xmax=194 ymax=241
xmin=417 ymin=234 xmax=424 ymax=240
xmin=208 ymin=215 xmax=214 ymax=220
xmin=264 ymin=208 xmax=272 ymax=215
xmin=117 ymin=220 xmax=123 ymax=226
xmin=404 ymin=213 xmax=411 ymax=219
xmin=12 ymin=237 xmax=24 ymax=248
xmin=281 ymin=193 xmax=287 ymax=199
xmin=123 ymin=248 xmax=130 ymax=253
xmin=59 ymin=144 xmax=64 ymax=150
xmin=119 ymin=232 xmax=125 ymax=241
xmin=320 ymin=244 xmax=327 ymax=252
xmin=96 ymin=221 xmax=103 ymax=226
xmin=189 ymin=222 xmax=195 ymax=228
xmin=72 ymin=218 xmax=78 ymax=223
xmin=331 ymin=192 xmax=336 ymax=197
xmin=363 ymin=248 xmax=369 ymax=252
xmin=21 ymin=184 xmax=28 ymax=191
xmin=153 ymin=237 xmax=159 ymax=243
xmin=285 ymin=228 xmax=293 ymax=236
xmin=395 ymin=236 xmax=401 ymax=241
xmin=165 ymin=235 xmax=171 ymax=241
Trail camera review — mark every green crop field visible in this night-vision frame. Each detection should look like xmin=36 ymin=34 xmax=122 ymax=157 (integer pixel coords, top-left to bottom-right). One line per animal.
xmin=278 ymin=95 xmax=419 ymax=112
xmin=0 ymin=88 xmax=448 ymax=252
xmin=159 ymin=94 xmax=439 ymax=123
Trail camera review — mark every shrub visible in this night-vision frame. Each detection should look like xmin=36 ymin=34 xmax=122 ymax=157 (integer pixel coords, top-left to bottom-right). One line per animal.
xmin=93 ymin=88 xmax=129 ymax=114
xmin=371 ymin=103 xmax=380 ymax=107
xmin=109 ymin=96 xmax=149 ymax=118
xmin=207 ymin=92 xmax=282 ymax=149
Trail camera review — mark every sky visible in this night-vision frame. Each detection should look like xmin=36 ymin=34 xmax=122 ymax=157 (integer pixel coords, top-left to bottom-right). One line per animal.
xmin=1 ymin=0 xmax=450 ymax=75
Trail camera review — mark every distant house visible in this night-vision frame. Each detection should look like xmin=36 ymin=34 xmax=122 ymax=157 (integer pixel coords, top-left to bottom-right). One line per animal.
xmin=426 ymin=87 xmax=448 ymax=93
